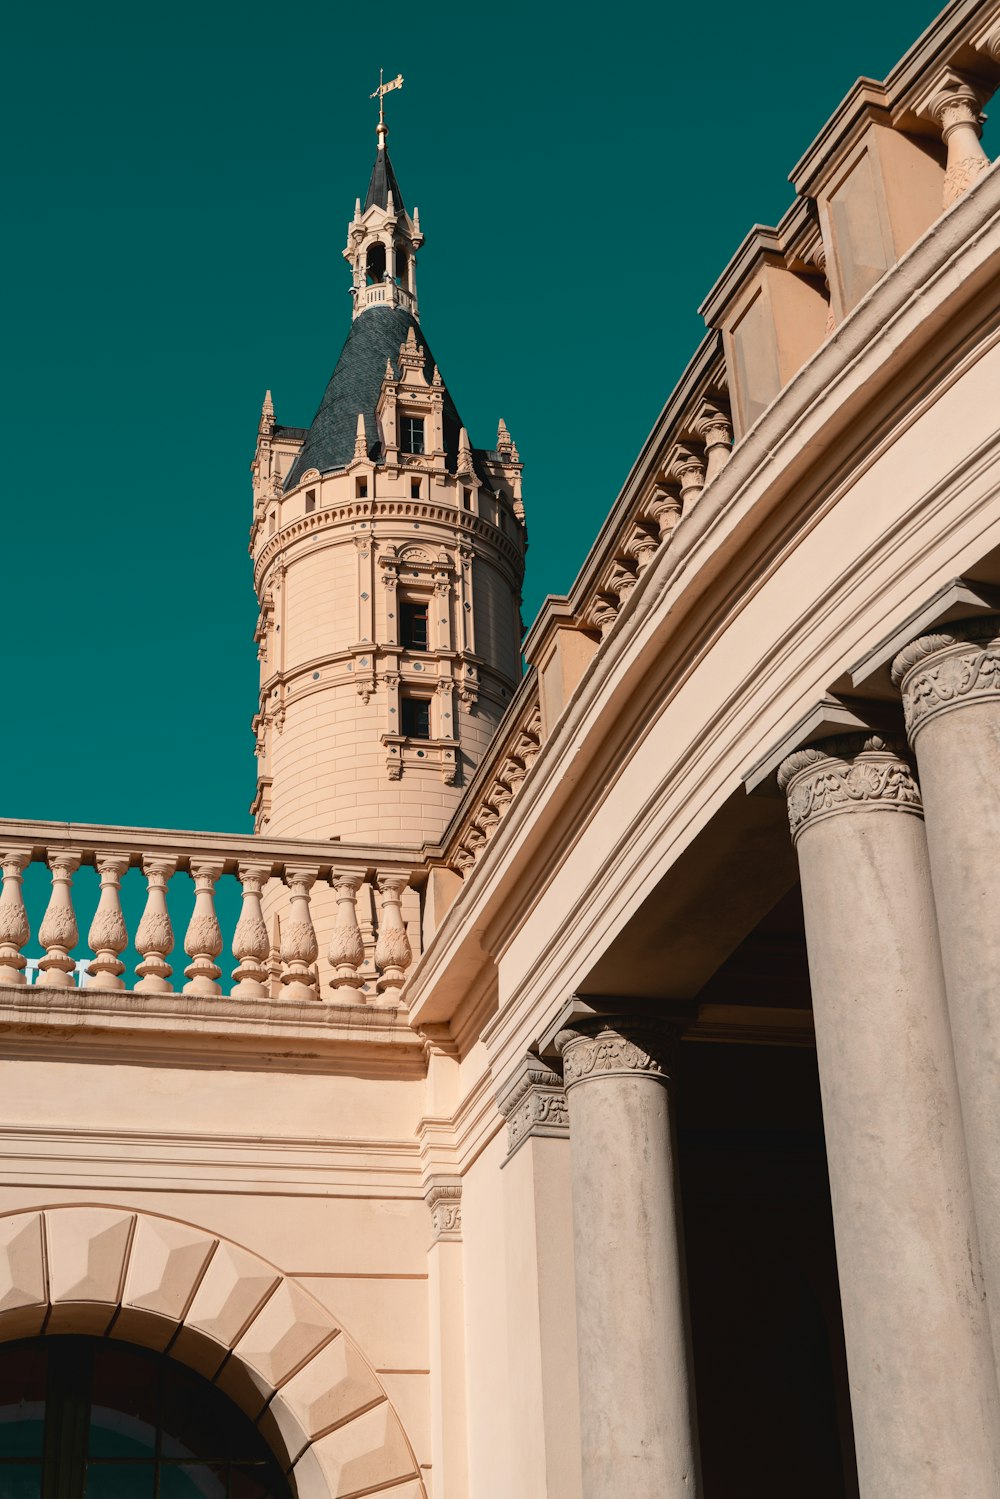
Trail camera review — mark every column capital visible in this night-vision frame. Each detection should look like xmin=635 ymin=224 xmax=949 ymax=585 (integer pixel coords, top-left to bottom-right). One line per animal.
xmin=892 ymin=614 xmax=1000 ymax=743
xmin=496 ymin=1054 xmax=569 ymax=1158
xmin=777 ymin=733 xmax=921 ymax=842
xmin=425 ymin=1177 xmax=462 ymax=1243
xmin=554 ymin=1014 xmax=677 ymax=1091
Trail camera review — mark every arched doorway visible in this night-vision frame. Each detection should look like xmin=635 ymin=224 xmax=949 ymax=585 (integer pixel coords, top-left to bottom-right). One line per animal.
xmin=0 ymin=1335 xmax=293 ymax=1498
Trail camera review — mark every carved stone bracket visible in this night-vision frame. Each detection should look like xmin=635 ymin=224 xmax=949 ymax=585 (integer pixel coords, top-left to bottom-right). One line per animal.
xmin=497 ymin=1055 xmax=569 ymax=1159
xmin=777 ymin=734 xmax=922 ymax=842
xmin=426 ymin=1178 xmax=463 ymax=1243
xmin=892 ymin=615 xmax=1000 ymax=743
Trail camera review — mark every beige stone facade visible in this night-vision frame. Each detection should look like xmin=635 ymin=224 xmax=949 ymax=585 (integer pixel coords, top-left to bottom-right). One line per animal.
xmin=3 ymin=4 xmax=1000 ymax=1495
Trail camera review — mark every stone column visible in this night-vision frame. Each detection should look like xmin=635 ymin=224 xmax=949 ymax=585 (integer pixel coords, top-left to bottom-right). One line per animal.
xmin=497 ymin=1056 xmax=582 ymax=1499
xmin=555 ymin=1014 xmax=700 ymax=1499
xmin=777 ymin=733 xmax=1000 ymax=1497
xmin=894 ymin=616 xmax=1000 ymax=1376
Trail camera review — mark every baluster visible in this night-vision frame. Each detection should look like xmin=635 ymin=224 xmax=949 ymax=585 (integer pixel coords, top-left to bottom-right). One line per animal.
xmin=267 ymin=915 xmax=282 ymax=999
xmin=231 ymin=864 xmax=270 ymax=999
xmin=280 ymin=867 xmax=319 ymax=1001
xmin=0 ymin=851 xmax=31 ymax=985
xmin=327 ymin=872 xmax=365 ymax=999
xmin=37 ymin=852 xmax=81 ymax=988
xmin=87 ymin=856 xmax=129 ymax=990
xmin=134 ymin=857 xmax=177 ymax=992
xmin=375 ymin=874 xmax=412 ymax=997
xmin=182 ymin=862 xmax=223 ymax=997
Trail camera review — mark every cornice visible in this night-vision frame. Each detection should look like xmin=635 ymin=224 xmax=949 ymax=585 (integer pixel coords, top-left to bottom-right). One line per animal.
xmin=0 ymin=985 xmax=427 ymax=1077
xmin=404 ymin=163 xmax=1000 ymax=1050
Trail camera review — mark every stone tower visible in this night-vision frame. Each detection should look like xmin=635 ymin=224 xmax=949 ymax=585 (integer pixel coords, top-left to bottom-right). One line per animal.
xmin=249 ymin=110 xmax=527 ymax=851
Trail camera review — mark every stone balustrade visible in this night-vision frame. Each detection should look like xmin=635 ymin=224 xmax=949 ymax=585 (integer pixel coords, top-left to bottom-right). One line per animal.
xmin=0 ymin=822 xmax=421 ymax=1004
xmin=445 ymin=688 xmax=543 ymax=879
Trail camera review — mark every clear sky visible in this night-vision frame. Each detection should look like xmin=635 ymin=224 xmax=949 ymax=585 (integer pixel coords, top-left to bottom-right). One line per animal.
xmin=3 ymin=0 xmax=944 ymax=837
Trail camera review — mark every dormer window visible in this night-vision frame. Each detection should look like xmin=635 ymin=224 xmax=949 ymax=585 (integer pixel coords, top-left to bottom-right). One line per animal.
xmin=401 ymin=417 xmax=425 ymax=455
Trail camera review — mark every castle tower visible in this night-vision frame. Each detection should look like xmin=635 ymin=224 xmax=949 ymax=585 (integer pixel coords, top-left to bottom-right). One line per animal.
xmin=249 ymin=106 xmax=527 ymax=855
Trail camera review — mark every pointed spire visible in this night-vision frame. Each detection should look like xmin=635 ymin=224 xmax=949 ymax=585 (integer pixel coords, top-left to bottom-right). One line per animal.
xmin=496 ymin=418 xmax=512 ymax=455
xmin=354 ymin=198 xmax=362 ymax=222
xmin=353 ymin=413 xmax=368 ymax=462
xmin=457 ymin=427 xmax=474 ymax=478
xmin=385 ymin=357 xmax=395 ymax=381
xmin=259 ymin=390 xmax=274 ymax=435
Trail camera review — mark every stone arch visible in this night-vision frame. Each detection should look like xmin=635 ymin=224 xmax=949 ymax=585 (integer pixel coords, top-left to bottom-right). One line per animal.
xmin=0 ymin=1205 xmax=426 ymax=1499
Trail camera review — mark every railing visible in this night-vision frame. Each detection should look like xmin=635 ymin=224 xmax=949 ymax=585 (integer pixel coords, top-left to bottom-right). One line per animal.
xmin=360 ymin=282 xmax=416 ymax=314
xmin=445 ymin=685 xmax=543 ymax=877
xmin=0 ymin=822 xmax=422 ymax=1005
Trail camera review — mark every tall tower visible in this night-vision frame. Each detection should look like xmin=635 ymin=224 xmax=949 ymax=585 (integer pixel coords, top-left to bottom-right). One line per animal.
xmin=249 ymin=104 xmax=527 ymax=852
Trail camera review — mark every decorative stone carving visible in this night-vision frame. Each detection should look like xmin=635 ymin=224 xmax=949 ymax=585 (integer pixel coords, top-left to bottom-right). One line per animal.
xmin=426 ymin=1179 xmax=462 ymax=1242
xmin=892 ymin=616 xmax=1000 ymax=742
xmin=585 ymin=595 xmax=618 ymax=639
xmin=667 ymin=442 xmax=707 ymax=509
xmin=86 ymin=856 xmax=130 ymax=989
xmin=695 ymin=400 xmax=734 ymax=484
xmin=375 ymin=874 xmax=411 ymax=995
xmin=622 ymin=523 xmax=660 ymax=577
xmin=37 ymin=852 xmax=82 ymax=989
xmin=0 ymin=851 xmax=31 ymax=986
xmin=777 ymin=734 xmax=921 ymax=842
xmin=327 ymin=872 xmax=366 ymax=998
xmin=135 ymin=857 xmax=177 ymax=993
xmin=280 ymin=867 xmax=320 ymax=1002
xmin=231 ymin=863 xmax=271 ymax=998
xmin=497 ymin=1055 xmax=570 ymax=1158
xmin=183 ymin=862 xmax=224 ymax=997
xmin=555 ymin=1016 xmax=674 ymax=1089
xmin=604 ymin=560 xmax=638 ymax=608
xmin=644 ymin=485 xmax=683 ymax=541
xmin=915 ymin=69 xmax=992 ymax=207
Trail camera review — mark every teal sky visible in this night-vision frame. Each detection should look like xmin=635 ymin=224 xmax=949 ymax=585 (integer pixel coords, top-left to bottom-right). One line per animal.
xmin=4 ymin=0 xmax=944 ymax=839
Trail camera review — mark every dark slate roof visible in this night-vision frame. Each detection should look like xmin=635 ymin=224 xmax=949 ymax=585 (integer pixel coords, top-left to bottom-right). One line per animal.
xmin=364 ymin=146 xmax=406 ymax=213
xmin=283 ymin=306 xmax=465 ymax=490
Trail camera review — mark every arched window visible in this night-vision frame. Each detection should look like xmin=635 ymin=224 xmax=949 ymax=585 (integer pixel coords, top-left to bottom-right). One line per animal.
xmin=0 ymin=1335 xmax=292 ymax=1498
xmin=365 ymin=243 xmax=386 ymax=285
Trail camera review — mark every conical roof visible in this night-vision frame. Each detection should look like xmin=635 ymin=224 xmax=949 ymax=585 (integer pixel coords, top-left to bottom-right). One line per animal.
xmin=283 ymin=305 xmax=463 ymax=489
xmin=364 ymin=145 xmax=406 ymax=213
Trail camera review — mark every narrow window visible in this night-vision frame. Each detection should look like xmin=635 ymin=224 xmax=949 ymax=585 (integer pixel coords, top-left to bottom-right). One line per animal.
xmin=400 ymin=601 xmax=429 ymax=650
xmin=401 ymin=417 xmax=425 ymax=455
xmin=268 ymin=512 xmax=276 ymax=535
xmin=305 ymin=489 xmax=316 ymax=513
xmin=356 ymin=477 xmax=368 ymax=499
xmin=410 ymin=477 xmax=421 ymax=499
xmin=462 ymin=488 xmax=472 ymax=511
xmin=401 ymin=697 xmax=431 ymax=739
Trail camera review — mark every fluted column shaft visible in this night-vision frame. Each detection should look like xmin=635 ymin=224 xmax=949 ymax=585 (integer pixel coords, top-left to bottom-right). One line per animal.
xmin=555 ymin=1015 xmax=700 ymax=1499
xmin=778 ymin=734 xmax=1000 ymax=1497
xmin=894 ymin=617 xmax=1000 ymax=1374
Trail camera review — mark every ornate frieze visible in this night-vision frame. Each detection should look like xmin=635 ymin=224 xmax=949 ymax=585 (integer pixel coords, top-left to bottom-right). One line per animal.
xmin=777 ymin=734 xmax=921 ymax=842
xmin=554 ymin=1016 xmax=675 ymax=1090
xmin=892 ymin=616 xmax=1000 ymax=743
xmin=496 ymin=1056 xmax=569 ymax=1159
xmin=426 ymin=1179 xmax=462 ymax=1242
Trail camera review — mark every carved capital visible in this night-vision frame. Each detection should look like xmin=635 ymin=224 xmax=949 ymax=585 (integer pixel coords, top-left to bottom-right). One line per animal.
xmin=892 ymin=616 xmax=1000 ymax=742
xmin=777 ymin=734 xmax=921 ymax=842
xmin=426 ymin=1178 xmax=462 ymax=1242
xmin=497 ymin=1055 xmax=569 ymax=1157
xmin=555 ymin=1015 xmax=676 ymax=1090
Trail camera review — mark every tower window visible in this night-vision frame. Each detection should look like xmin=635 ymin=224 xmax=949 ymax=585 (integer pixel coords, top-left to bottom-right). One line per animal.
xmin=400 ymin=601 xmax=429 ymax=650
xmin=401 ymin=696 xmax=431 ymax=739
xmin=356 ymin=477 xmax=368 ymax=498
xmin=401 ymin=417 xmax=425 ymax=455
xmin=463 ymin=488 xmax=472 ymax=511
xmin=410 ymin=477 xmax=421 ymax=499
xmin=365 ymin=242 xmax=386 ymax=284
xmin=305 ymin=489 xmax=316 ymax=513
xmin=268 ymin=511 xmax=276 ymax=535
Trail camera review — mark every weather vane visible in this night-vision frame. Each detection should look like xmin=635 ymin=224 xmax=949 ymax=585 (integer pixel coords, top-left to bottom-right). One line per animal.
xmin=371 ymin=69 xmax=404 ymax=136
